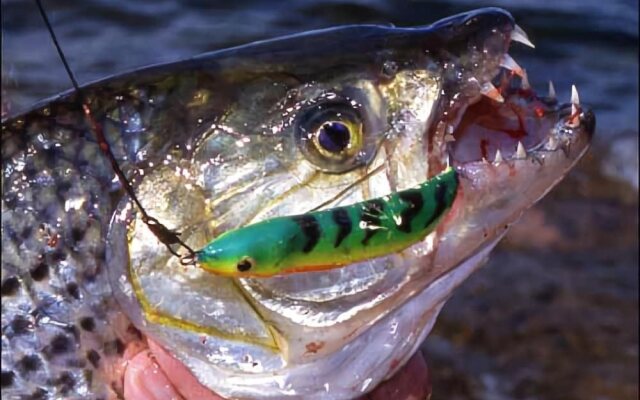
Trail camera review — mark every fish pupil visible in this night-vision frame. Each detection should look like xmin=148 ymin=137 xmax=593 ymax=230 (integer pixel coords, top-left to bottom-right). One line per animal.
xmin=318 ymin=122 xmax=351 ymax=153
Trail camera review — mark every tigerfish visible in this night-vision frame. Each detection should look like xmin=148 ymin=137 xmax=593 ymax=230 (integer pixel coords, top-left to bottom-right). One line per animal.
xmin=1 ymin=7 xmax=594 ymax=399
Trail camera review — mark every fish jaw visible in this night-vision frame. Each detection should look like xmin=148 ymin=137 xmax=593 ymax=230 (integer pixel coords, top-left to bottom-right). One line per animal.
xmin=436 ymin=116 xmax=594 ymax=281
xmin=401 ymin=7 xmax=596 ymax=277
xmin=435 ymin=73 xmax=595 ymax=274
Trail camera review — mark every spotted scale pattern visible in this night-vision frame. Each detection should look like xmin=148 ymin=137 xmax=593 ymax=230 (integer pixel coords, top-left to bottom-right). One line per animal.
xmin=1 ymin=99 xmax=145 ymax=399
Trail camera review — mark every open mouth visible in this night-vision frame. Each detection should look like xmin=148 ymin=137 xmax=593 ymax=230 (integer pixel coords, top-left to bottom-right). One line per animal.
xmin=426 ymin=19 xmax=596 ymax=172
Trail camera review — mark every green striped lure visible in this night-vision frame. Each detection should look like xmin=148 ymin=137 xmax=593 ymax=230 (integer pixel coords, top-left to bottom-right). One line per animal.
xmin=197 ymin=167 xmax=458 ymax=277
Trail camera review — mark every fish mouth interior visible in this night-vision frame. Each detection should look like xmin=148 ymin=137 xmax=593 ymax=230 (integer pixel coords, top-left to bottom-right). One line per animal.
xmin=451 ymin=80 xmax=554 ymax=161
xmin=426 ymin=27 xmax=595 ymax=170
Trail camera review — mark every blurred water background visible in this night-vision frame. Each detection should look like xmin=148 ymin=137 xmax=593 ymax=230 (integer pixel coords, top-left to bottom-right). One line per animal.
xmin=2 ymin=0 xmax=638 ymax=399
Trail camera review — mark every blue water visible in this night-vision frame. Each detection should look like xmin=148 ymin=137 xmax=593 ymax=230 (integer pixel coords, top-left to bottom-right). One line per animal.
xmin=2 ymin=0 xmax=638 ymax=140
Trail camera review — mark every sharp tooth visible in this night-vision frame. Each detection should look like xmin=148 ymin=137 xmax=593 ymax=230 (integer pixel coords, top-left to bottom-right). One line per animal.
xmin=568 ymin=106 xmax=580 ymax=127
xmin=567 ymin=85 xmax=581 ymax=127
xmin=494 ymin=149 xmax=504 ymax=164
xmin=571 ymin=103 xmax=579 ymax=117
xmin=482 ymin=157 xmax=489 ymax=164
xmin=571 ymin=84 xmax=580 ymax=105
xmin=548 ymin=81 xmax=556 ymax=99
xmin=511 ymin=24 xmax=535 ymax=48
xmin=516 ymin=141 xmax=527 ymax=159
xmin=521 ymin=69 xmax=530 ymax=90
xmin=480 ymin=82 xmax=504 ymax=103
xmin=500 ymin=54 xmax=525 ymax=77
xmin=444 ymin=133 xmax=456 ymax=142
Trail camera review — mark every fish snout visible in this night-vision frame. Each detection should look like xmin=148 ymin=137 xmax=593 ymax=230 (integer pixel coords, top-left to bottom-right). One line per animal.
xmin=429 ymin=8 xmax=515 ymax=42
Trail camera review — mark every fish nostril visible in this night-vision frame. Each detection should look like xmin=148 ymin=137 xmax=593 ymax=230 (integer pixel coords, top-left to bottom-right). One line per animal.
xmin=580 ymin=110 xmax=596 ymax=137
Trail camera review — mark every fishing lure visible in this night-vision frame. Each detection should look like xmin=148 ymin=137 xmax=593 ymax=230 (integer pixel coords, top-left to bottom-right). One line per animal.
xmin=197 ymin=167 xmax=458 ymax=277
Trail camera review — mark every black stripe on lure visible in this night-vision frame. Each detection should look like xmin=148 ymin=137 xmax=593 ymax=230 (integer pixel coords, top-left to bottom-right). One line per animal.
xmin=197 ymin=167 xmax=458 ymax=277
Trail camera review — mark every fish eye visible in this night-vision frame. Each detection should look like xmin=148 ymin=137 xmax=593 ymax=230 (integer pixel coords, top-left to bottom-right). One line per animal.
xmin=294 ymin=98 xmax=368 ymax=173
xmin=236 ymin=256 xmax=255 ymax=272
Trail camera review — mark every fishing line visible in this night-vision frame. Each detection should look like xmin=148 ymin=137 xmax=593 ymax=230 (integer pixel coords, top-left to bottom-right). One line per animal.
xmin=34 ymin=0 xmax=197 ymax=265
xmin=306 ymin=163 xmax=386 ymax=212
xmin=306 ymin=131 xmax=396 ymax=213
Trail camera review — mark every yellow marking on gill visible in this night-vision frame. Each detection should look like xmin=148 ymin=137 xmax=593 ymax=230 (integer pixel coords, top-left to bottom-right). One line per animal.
xmin=128 ymin=255 xmax=279 ymax=351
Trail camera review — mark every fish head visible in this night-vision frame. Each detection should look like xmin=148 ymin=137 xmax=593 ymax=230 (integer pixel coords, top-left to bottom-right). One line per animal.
xmin=111 ymin=8 xmax=594 ymax=398
xmin=158 ymin=7 xmax=595 ymax=234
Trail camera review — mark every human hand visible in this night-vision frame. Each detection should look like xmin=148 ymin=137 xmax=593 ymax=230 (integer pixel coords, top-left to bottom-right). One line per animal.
xmin=123 ymin=339 xmax=431 ymax=400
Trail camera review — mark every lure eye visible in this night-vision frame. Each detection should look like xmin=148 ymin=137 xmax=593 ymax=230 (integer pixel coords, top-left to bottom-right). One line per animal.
xmin=236 ymin=257 xmax=255 ymax=272
xmin=295 ymin=97 xmax=370 ymax=173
